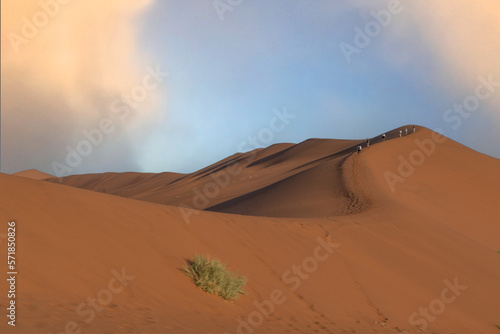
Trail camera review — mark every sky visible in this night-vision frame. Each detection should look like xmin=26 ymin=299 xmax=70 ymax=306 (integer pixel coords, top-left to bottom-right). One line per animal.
xmin=1 ymin=0 xmax=499 ymax=176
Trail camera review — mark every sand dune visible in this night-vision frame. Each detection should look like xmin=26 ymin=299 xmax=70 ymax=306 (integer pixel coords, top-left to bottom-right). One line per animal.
xmin=46 ymin=136 xmax=370 ymax=217
xmin=12 ymin=169 xmax=54 ymax=180
xmin=2 ymin=125 xmax=500 ymax=333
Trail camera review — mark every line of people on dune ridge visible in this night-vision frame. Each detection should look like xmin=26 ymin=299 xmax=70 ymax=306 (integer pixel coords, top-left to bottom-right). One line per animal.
xmin=357 ymin=125 xmax=416 ymax=154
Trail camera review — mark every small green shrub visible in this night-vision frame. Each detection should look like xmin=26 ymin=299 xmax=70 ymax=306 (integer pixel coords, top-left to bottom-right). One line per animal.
xmin=183 ymin=254 xmax=246 ymax=301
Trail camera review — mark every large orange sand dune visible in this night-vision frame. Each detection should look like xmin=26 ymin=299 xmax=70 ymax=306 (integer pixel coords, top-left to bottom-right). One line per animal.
xmin=1 ymin=126 xmax=499 ymax=333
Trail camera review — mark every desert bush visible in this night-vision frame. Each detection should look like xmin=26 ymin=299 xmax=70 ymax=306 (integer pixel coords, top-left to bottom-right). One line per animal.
xmin=183 ymin=254 xmax=246 ymax=301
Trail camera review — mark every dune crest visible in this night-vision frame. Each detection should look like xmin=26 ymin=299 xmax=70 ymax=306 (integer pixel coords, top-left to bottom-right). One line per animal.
xmin=12 ymin=169 xmax=54 ymax=180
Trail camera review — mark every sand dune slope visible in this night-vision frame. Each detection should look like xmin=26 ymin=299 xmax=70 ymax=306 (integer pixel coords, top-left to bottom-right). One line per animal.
xmin=2 ymin=126 xmax=499 ymax=333
xmin=1 ymin=170 xmax=500 ymax=333
xmin=360 ymin=127 xmax=500 ymax=249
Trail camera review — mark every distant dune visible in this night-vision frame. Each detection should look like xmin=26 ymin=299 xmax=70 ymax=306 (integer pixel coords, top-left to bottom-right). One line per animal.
xmin=2 ymin=125 xmax=500 ymax=333
xmin=12 ymin=169 xmax=54 ymax=180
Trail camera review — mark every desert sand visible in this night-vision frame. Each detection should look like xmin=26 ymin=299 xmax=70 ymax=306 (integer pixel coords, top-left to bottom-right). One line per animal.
xmin=1 ymin=125 xmax=499 ymax=333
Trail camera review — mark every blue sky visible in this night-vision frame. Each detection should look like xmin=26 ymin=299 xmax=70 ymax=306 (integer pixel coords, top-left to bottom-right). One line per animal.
xmin=1 ymin=0 xmax=499 ymax=175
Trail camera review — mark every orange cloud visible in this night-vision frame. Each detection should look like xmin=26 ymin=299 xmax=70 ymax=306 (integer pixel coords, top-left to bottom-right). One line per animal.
xmin=1 ymin=0 xmax=162 ymax=174
xmin=411 ymin=1 xmax=500 ymax=113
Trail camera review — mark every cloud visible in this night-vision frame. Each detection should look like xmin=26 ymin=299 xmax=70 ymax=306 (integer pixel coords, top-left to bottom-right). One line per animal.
xmin=1 ymin=0 xmax=160 ymax=175
xmin=336 ymin=1 xmax=499 ymax=106
xmin=402 ymin=1 xmax=500 ymax=155
xmin=337 ymin=0 xmax=500 ymax=146
xmin=410 ymin=1 xmax=500 ymax=111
